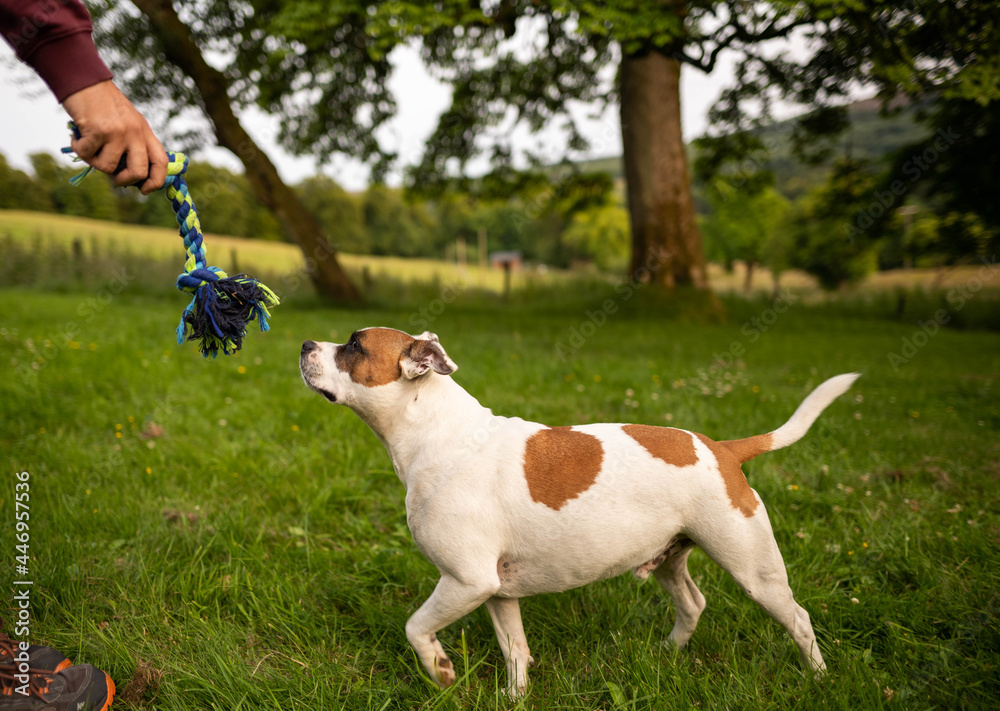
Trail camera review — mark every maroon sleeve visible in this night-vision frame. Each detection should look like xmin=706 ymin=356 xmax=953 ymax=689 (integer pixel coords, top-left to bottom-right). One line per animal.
xmin=0 ymin=0 xmax=113 ymax=102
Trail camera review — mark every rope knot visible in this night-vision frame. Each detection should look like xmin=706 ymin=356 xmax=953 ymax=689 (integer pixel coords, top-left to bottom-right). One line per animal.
xmin=65 ymin=124 xmax=279 ymax=357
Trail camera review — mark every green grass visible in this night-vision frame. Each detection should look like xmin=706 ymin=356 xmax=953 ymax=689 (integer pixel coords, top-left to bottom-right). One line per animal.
xmin=1 ymin=283 xmax=998 ymax=710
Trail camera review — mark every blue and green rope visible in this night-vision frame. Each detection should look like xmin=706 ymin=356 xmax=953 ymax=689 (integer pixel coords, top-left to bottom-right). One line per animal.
xmin=64 ymin=127 xmax=279 ymax=357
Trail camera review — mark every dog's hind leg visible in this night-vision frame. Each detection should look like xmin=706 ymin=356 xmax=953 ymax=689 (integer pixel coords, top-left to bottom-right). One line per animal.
xmin=653 ymin=545 xmax=706 ymax=649
xmin=484 ymin=597 xmax=533 ymax=697
xmin=695 ymin=502 xmax=826 ymax=675
xmin=405 ymin=574 xmax=500 ymax=688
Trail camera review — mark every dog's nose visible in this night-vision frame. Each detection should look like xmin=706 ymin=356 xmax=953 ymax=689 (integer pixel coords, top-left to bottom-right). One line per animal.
xmin=301 ymin=340 xmax=318 ymax=355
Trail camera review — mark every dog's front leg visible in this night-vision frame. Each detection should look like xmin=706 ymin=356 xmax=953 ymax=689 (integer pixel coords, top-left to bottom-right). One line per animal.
xmin=484 ymin=597 xmax=533 ymax=696
xmin=405 ymin=574 xmax=500 ymax=688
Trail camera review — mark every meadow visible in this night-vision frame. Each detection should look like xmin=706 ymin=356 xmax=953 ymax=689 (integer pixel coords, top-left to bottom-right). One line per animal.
xmin=1 ymin=219 xmax=999 ymax=710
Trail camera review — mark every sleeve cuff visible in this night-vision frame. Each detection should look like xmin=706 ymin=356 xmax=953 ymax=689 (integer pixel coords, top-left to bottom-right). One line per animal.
xmin=27 ymin=30 xmax=113 ymax=103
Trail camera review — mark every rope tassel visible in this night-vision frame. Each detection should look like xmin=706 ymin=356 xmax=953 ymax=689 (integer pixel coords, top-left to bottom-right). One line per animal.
xmin=65 ymin=126 xmax=279 ymax=357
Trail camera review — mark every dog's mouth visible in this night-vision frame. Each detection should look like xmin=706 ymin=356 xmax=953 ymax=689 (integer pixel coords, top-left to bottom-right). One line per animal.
xmin=319 ymin=389 xmax=337 ymax=403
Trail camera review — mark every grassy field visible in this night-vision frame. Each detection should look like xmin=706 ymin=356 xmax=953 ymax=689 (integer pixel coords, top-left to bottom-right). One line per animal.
xmin=1 ymin=278 xmax=998 ymax=710
xmin=4 ymin=208 xmax=999 ymax=299
xmin=0 ymin=210 xmax=570 ymax=294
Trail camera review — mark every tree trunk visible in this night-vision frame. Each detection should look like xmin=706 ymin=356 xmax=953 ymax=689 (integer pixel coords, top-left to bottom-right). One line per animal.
xmin=130 ymin=0 xmax=359 ymax=302
xmin=744 ymin=260 xmax=756 ymax=292
xmin=620 ymin=49 xmax=707 ymax=289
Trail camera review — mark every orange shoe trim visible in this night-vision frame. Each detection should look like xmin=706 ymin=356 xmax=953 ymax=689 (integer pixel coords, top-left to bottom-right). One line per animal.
xmin=99 ymin=672 xmax=115 ymax=711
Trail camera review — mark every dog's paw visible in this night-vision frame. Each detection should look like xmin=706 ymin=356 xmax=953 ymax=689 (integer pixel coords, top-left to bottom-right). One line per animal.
xmin=505 ymin=681 xmax=528 ymax=698
xmin=434 ymin=655 xmax=456 ymax=687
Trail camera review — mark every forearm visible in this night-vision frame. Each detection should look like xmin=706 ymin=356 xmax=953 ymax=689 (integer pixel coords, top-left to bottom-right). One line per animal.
xmin=0 ymin=0 xmax=112 ymax=102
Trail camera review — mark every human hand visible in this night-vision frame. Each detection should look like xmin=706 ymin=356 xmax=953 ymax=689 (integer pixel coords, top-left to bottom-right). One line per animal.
xmin=62 ymin=80 xmax=168 ymax=195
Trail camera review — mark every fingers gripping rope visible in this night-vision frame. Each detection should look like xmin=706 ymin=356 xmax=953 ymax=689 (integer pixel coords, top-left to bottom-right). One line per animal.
xmin=64 ymin=126 xmax=279 ymax=357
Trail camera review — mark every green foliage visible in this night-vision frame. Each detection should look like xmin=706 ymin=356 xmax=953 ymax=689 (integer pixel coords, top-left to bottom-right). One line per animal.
xmin=29 ymin=153 xmax=117 ymax=222
xmin=701 ymin=181 xmax=791 ymax=274
xmin=788 ymin=159 xmax=882 ymax=290
xmin=562 ymin=203 xmax=631 ymax=271
xmin=0 ymin=154 xmax=51 ymax=212
xmin=297 ymin=176 xmax=367 ymax=254
xmin=702 ymin=1 xmax=1000 ymax=251
xmin=362 ymin=185 xmax=437 ymax=257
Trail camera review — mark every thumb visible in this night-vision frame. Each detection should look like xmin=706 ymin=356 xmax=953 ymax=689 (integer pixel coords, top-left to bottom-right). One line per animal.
xmin=71 ymin=129 xmax=106 ymax=162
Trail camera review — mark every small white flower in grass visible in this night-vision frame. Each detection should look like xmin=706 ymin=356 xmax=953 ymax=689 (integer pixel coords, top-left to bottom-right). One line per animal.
xmin=219 ymin=419 xmax=227 ymax=427
xmin=625 ymin=388 xmax=634 ymax=397
xmin=851 ymin=597 xmax=860 ymax=604
xmin=855 ymin=394 xmax=863 ymax=403
xmin=651 ymin=392 xmax=659 ymax=401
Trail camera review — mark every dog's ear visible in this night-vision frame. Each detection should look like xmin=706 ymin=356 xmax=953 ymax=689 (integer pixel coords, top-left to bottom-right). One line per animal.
xmin=411 ymin=330 xmax=440 ymax=343
xmin=401 ymin=338 xmax=457 ymax=379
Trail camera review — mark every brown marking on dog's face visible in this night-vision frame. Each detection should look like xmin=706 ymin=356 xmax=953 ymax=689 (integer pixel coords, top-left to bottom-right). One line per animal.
xmin=523 ymin=427 xmax=604 ymax=511
xmin=695 ymin=433 xmax=759 ymax=517
xmin=335 ymin=328 xmax=415 ymax=387
xmin=718 ymin=433 xmax=774 ymax=464
xmin=622 ymin=424 xmax=698 ymax=467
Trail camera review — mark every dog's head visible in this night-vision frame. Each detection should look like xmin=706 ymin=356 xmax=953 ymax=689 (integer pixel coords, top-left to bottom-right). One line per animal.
xmin=300 ymin=328 xmax=457 ymax=411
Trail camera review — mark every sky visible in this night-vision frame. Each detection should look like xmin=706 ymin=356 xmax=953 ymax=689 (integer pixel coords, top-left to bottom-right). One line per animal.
xmin=0 ymin=38 xmax=746 ymax=192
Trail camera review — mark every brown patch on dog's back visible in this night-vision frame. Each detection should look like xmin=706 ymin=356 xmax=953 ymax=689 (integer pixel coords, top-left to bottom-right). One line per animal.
xmin=695 ymin=433 xmax=760 ymax=517
xmin=336 ymin=328 xmax=415 ymax=387
xmin=523 ymin=427 xmax=604 ymax=511
xmin=623 ymin=425 xmax=698 ymax=467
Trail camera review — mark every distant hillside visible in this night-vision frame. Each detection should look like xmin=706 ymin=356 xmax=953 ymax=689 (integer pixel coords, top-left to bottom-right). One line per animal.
xmin=760 ymin=98 xmax=928 ymax=199
xmin=561 ymin=98 xmax=929 ymax=200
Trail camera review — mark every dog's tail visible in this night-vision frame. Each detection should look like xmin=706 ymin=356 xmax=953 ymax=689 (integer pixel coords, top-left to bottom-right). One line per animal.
xmin=716 ymin=373 xmax=860 ymax=464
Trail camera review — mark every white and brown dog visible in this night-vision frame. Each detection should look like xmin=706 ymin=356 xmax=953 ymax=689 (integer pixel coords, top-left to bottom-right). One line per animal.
xmin=300 ymin=327 xmax=857 ymax=696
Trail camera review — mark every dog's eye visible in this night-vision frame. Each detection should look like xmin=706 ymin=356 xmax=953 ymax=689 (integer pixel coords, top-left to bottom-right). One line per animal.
xmin=346 ymin=335 xmax=360 ymax=353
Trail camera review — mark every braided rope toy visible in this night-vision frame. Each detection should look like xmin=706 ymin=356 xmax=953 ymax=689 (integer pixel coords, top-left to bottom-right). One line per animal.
xmin=64 ymin=126 xmax=279 ymax=357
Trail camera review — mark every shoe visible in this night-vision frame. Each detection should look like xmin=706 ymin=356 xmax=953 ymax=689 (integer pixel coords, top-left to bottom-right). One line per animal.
xmin=0 ymin=663 xmax=115 ymax=710
xmin=0 ymin=631 xmax=71 ymax=673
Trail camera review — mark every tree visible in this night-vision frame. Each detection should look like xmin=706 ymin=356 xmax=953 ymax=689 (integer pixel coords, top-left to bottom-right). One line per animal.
xmin=404 ymin=1 xmax=815 ymax=289
xmin=296 ymin=176 xmax=367 ymax=254
xmin=361 ymin=186 xmax=436 ymax=258
xmin=562 ymin=203 xmax=632 ymax=272
xmin=701 ymin=181 xmax=790 ymax=290
xmin=93 ymin=0 xmax=363 ymax=300
xmin=699 ymin=1 xmax=1000 ymax=251
xmin=0 ymin=153 xmax=51 ymax=212
xmin=788 ymin=158 xmax=880 ymax=290
xmin=30 ymin=153 xmax=116 ymax=221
